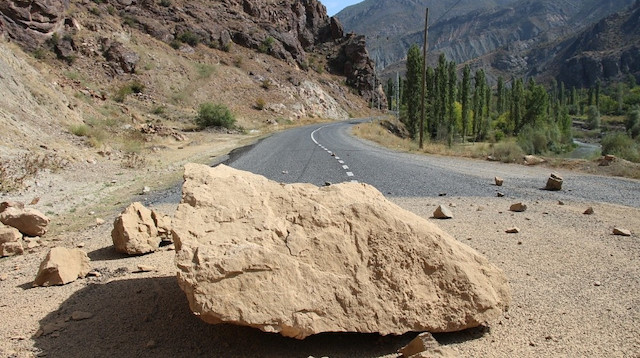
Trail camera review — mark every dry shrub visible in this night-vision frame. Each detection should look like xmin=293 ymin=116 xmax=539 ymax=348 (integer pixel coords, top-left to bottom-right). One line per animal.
xmin=0 ymin=153 xmax=69 ymax=192
xmin=121 ymin=152 xmax=146 ymax=169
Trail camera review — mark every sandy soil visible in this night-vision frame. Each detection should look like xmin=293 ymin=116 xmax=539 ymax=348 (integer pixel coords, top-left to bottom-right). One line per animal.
xmin=1 ymin=136 xmax=639 ymax=357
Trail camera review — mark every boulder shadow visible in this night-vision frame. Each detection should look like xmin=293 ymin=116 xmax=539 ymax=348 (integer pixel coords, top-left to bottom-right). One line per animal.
xmin=34 ymin=276 xmax=447 ymax=357
xmin=87 ymin=246 xmax=134 ymax=261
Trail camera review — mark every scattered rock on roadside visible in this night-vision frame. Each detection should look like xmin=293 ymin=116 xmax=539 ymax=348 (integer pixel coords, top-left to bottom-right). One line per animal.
xmin=398 ymin=332 xmax=459 ymax=358
xmin=524 ymin=155 xmax=545 ymax=166
xmin=613 ymin=228 xmax=632 ymax=237
xmin=136 ymin=264 xmax=156 ymax=273
xmin=173 ymin=164 xmax=511 ymax=339
xmin=497 ymin=192 xmax=505 ymax=197
xmin=584 ymin=207 xmax=594 ymax=215
xmin=545 ymin=173 xmax=563 ymax=191
xmin=510 ymin=203 xmax=527 ymax=212
xmin=71 ymin=311 xmax=94 ymax=321
xmin=505 ymin=227 xmax=520 ymax=234
xmin=0 ymin=207 xmax=50 ymax=237
xmin=111 ymin=203 xmax=169 ymax=255
xmin=433 ymin=205 xmax=453 ymax=219
xmin=494 ymin=177 xmax=504 ymax=186
xmin=33 ymin=247 xmax=91 ymax=287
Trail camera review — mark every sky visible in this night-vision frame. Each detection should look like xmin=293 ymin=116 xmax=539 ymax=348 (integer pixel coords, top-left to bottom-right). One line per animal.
xmin=323 ymin=0 xmax=363 ymax=16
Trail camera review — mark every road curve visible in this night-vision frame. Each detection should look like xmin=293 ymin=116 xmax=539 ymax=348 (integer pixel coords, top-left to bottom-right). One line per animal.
xmin=227 ymin=119 xmax=640 ymax=208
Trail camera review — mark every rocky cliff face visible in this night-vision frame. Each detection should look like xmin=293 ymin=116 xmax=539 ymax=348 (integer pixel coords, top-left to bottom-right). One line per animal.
xmin=538 ymin=1 xmax=640 ymax=87
xmin=0 ymin=0 xmax=384 ymax=105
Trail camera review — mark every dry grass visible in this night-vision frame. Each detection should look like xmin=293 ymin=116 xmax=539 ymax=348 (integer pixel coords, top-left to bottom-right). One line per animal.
xmin=0 ymin=153 xmax=70 ymax=193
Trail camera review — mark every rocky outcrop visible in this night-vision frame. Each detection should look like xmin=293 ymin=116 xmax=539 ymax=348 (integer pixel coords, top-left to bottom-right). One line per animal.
xmin=0 ymin=0 xmax=70 ymax=49
xmin=102 ymin=0 xmax=382 ymax=104
xmin=33 ymin=247 xmax=91 ymax=287
xmin=0 ymin=207 xmax=50 ymax=237
xmin=0 ymin=223 xmax=23 ymax=257
xmin=173 ymin=164 xmax=510 ymax=339
xmin=111 ymin=202 xmax=171 ymax=255
xmin=102 ymin=40 xmax=139 ymax=75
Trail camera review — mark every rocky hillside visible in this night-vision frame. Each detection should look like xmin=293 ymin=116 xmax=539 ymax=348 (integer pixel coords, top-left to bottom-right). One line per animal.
xmin=336 ymin=0 xmax=518 ymax=69
xmin=0 ymin=0 xmax=384 ymax=160
xmin=535 ymin=1 xmax=640 ymax=87
xmin=341 ymin=0 xmax=635 ymax=84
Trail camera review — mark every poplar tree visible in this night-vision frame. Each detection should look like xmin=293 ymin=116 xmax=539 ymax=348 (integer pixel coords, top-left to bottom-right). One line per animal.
xmin=403 ymin=45 xmax=423 ymax=139
xmin=497 ymin=76 xmax=505 ymax=114
xmin=461 ymin=65 xmax=471 ymax=140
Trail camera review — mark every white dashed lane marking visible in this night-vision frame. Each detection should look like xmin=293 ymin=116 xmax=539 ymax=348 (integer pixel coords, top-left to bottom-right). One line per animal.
xmin=311 ymin=125 xmax=357 ymax=181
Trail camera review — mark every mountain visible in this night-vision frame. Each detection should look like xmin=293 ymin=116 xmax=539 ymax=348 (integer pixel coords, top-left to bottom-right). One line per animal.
xmin=338 ymin=0 xmax=635 ymax=83
xmin=535 ymin=1 xmax=640 ymax=87
xmin=336 ymin=0 xmax=518 ymax=69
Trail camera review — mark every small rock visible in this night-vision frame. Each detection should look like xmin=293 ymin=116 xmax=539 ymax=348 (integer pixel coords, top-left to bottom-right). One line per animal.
xmin=324 ymin=182 xmax=332 ymax=187
xmin=96 ymin=218 xmax=105 ymax=225
xmin=136 ymin=264 xmax=156 ymax=273
xmin=142 ymin=186 xmax=151 ymax=194
xmin=524 ymin=155 xmax=545 ymax=166
xmin=282 ymin=170 xmax=289 ymax=174
xmin=613 ymin=228 xmax=632 ymax=237
xmin=77 ymin=242 xmax=86 ymax=248
xmin=30 ymin=197 xmax=40 ymax=205
xmin=438 ymin=193 xmax=447 ymax=197
xmin=146 ymin=339 xmax=156 ymax=348
xmin=87 ymin=270 xmax=101 ymax=277
xmin=0 ymin=273 xmax=8 ymax=281
xmin=71 ymin=311 xmax=94 ymax=321
xmin=545 ymin=173 xmax=563 ymax=191
xmin=476 ymin=206 xmax=485 ymax=212
xmin=449 ymin=203 xmax=456 ymax=208
xmin=398 ymin=332 xmax=459 ymax=357
xmin=594 ymin=281 xmax=602 ymax=287
xmin=509 ymin=203 xmax=527 ymax=212
xmin=497 ymin=192 xmax=505 ymax=198
xmin=505 ymin=227 xmax=520 ymax=234
xmin=433 ymin=205 xmax=453 ymax=219
xmin=1 ymin=241 xmax=24 ymax=257
xmin=88 ymin=211 xmax=95 ymax=216
xmin=583 ymin=207 xmax=594 ymax=215
xmin=494 ymin=177 xmax=504 ymax=186
xmin=558 ymin=201 xmax=565 ymax=205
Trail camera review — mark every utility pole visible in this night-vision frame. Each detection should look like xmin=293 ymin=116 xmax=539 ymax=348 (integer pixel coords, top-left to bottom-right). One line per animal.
xmin=419 ymin=8 xmax=429 ymax=149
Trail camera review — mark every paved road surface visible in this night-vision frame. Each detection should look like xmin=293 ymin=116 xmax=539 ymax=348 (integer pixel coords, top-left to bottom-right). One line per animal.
xmin=226 ymin=119 xmax=640 ymax=208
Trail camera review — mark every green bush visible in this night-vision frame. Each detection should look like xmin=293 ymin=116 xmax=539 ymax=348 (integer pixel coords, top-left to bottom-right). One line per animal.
xmin=625 ymin=107 xmax=640 ymax=138
xmin=601 ymin=132 xmax=640 ymax=162
xmin=585 ymin=105 xmax=601 ymax=130
xmin=195 ymin=103 xmax=235 ymax=129
xmin=258 ymin=36 xmax=275 ymax=54
xmin=159 ymin=0 xmax=171 ymax=6
xmin=491 ymin=141 xmax=525 ymax=163
xmin=178 ymin=32 xmax=200 ymax=47
xmin=70 ymin=124 xmax=89 ymax=137
xmin=255 ymin=98 xmax=266 ymax=110
xmin=113 ymin=81 xmax=144 ymax=103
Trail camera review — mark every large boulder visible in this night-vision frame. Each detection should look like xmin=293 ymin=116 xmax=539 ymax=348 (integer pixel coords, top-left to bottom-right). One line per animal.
xmin=173 ymin=164 xmax=511 ymax=339
xmin=33 ymin=247 xmax=91 ymax=287
xmin=0 ymin=207 xmax=50 ymax=237
xmin=111 ymin=202 xmax=168 ymax=255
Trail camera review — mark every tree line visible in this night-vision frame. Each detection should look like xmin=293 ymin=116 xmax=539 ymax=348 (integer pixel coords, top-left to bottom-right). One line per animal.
xmin=385 ymin=44 xmax=640 ymax=155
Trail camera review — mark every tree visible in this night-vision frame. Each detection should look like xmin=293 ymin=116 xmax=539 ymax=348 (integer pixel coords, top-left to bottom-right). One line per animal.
xmin=386 ymin=78 xmax=395 ymax=111
xmin=461 ymin=65 xmax=471 ymax=141
xmin=402 ymin=45 xmax=423 ymax=139
xmin=510 ymin=78 xmax=525 ymax=133
xmin=447 ymin=60 xmax=457 ymax=145
xmin=586 ymin=105 xmax=601 ymax=130
xmin=496 ymin=76 xmax=506 ymax=114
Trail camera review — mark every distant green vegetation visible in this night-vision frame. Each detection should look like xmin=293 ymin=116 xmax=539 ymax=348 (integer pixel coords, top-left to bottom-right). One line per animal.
xmin=195 ymin=103 xmax=235 ymax=129
xmin=389 ymin=46 xmax=640 ymax=162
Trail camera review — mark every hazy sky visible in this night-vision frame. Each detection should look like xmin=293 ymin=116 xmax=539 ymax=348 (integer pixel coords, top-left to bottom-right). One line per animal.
xmin=323 ymin=0 xmax=362 ymax=16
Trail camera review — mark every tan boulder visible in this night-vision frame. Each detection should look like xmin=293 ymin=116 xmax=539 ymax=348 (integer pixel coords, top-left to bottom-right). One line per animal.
xmin=545 ymin=173 xmax=563 ymax=191
xmin=399 ymin=332 xmax=459 ymax=358
xmin=613 ymin=228 xmax=632 ymax=237
xmin=173 ymin=164 xmax=511 ymax=339
xmin=0 ymin=223 xmax=24 ymax=257
xmin=524 ymin=155 xmax=545 ymax=165
xmin=505 ymin=227 xmax=520 ymax=234
xmin=584 ymin=207 xmax=594 ymax=215
xmin=111 ymin=203 xmax=163 ymax=255
xmin=494 ymin=177 xmax=504 ymax=186
xmin=33 ymin=247 xmax=91 ymax=287
xmin=0 ymin=207 xmax=50 ymax=237
xmin=433 ymin=205 xmax=453 ymax=219
xmin=0 ymin=201 xmax=24 ymax=213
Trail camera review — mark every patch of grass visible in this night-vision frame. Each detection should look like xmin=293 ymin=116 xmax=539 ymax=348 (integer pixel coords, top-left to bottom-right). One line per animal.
xmin=255 ymin=97 xmax=266 ymax=110
xmin=70 ymin=124 xmax=90 ymax=137
xmin=261 ymin=79 xmax=272 ymax=90
xmin=0 ymin=154 xmax=69 ymax=193
xmin=258 ymin=36 xmax=275 ymax=54
xmin=601 ymin=132 xmax=640 ymax=162
xmin=113 ymin=81 xmax=145 ymax=103
xmin=159 ymin=0 xmax=171 ymax=6
xmin=151 ymin=106 xmax=166 ymax=115
xmin=194 ymin=63 xmax=216 ymax=79
xmin=178 ymin=31 xmax=200 ymax=47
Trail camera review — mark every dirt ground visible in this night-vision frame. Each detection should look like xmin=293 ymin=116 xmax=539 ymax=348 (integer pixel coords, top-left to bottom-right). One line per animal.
xmin=1 ymin=133 xmax=639 ymax=357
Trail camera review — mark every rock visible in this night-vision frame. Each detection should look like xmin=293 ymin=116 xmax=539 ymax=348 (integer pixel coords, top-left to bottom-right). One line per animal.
xmin=142 ymin=186 xmax=151 ymax=194
xmin=613 ymin=228 xmax=632 ymax=237
xmin=494 ymin=177 xmax=504 ymax=186
xmin=0 ymin=223 xmax=22 ymax=244
xmin=558 ymin=201 xmax=565 ymax=205
xmin=509 ymin=203 xmax=527 ymax=212
xmin=33 ymin=247 xmax=91 ymax=287
xmin=505 ymin=227 xmax=520 ymax=234
xmin=173 ymin=164 xmax=511 ymax=339
xmin=594 ymin=281 xmax=602 ymax=287
xmin=0 ymin=201 xmax=24 ymax=213
xmin=152 ymin=211 xmax=172 ymax=242
xmin=433 ymin=205 xmax=453 ymax=219
xmin=136 ymin=264 xmax=156 ymax=273
xmin=583 ymin=207 xmax=594 ymax=215
xmin=524 ymin=155 xmax=545 ymax=165
xmin=398 ymin=332 xmax=459 ymax=358
xmin=111 ymin=203 xmax=162 ymax=255
xmin=103 ymin=41 xmax=140 ymax=75
xmin=0 ymin=273 xmax=8 ymax=281
xmin=0 ymin=241 xmax=24 ymax=257
xmin=95 ymin=218 xmax=105 ymax=225
xmin=545 ymin=173 xmax=563 ymax=191
xmin=599 ymin=155 xmax=617 ymax=166
xmin=496 ymin=192 xmax=505 ymax=197
xmin=0 ymin=207 xmax=50 ymax=237
xmin=71 ymin=311 xmax=93 ymax=321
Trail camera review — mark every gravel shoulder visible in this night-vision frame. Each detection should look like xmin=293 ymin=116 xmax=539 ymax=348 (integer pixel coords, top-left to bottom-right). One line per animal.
xmin=1 ymin=128 xmax=639 ymax=357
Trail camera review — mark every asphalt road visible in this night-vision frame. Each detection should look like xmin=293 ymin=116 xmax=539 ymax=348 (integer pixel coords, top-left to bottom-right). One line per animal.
xmin=226 ymin=119 xmax=640 ymax=208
